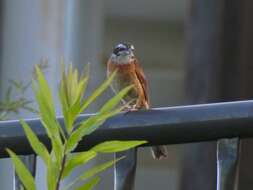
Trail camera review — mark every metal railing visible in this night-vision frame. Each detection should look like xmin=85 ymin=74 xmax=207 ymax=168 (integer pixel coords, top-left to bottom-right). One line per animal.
xmin=1 ymin=100 xmax=253 ymax=190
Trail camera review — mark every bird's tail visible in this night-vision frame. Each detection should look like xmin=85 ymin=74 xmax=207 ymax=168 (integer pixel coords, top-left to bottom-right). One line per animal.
xmin=151 ymin=146 xmax=168 ymax=160
xmin=142 ymin=102 xmax=167 ymax=160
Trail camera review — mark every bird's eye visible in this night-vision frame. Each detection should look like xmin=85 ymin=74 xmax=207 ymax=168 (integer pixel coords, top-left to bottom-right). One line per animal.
xmin=113 ymin=48 xmax=119 ymax=55
xmin=113 ymin=47 xmax=125 ymax=55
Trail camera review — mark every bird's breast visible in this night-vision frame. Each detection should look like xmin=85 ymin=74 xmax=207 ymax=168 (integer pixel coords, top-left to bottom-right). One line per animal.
xmin=107 ymin=61 xmax=139 ymax=101
xmin=107 ymin=60 xmax=135 ymax=74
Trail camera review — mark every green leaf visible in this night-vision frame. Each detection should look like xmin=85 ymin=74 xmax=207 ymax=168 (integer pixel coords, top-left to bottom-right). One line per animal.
xmin=99 ymin=85 xmax=133 ymax=114
xmin=65 ymin=107 xmax=123 ymax=153
xmin=33 ymin=65 xmax=65 ymax=166
xmin=92 ymin=140 xmax=147 ymax=153
xmin=75 ymin=177 xmax=100 ymax=190
xmin=64 ymin=157 xmax=123 ymax=190
xmin=59 ymin=63 xmax=89 ymax=133
xmin=63 ymin=157 xmax=125 ymax=190
xmin=51 ymin=138 xmax=64 ymax=168
xmin=47 ymin=160 xmax=58 ymax=190
xmin=20 ymin=119 xmax=50 ymax=163
xmin=59 ymin=75 xmax=70 ymax=131
xmin=62 ymin=151 xmax=97 ymax=179
xmin=80 ymin=157 xmax=124 ymax=180
xmin=33 ymin=65 xmax=65 ymax=140
xmin=65 ymin=92 xmax=130 ymax=154
xmin=79 ymin=70 xmax=117 ymax=113
xmin=33 ymin=80 xmax=63 ymax=142
xmin=34 ymin=65 xmax=55 ymax=117
xmin=6 ymin=149 xmax=36 ymax=190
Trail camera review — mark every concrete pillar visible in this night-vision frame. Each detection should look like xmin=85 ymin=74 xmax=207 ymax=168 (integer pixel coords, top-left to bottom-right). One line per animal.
xmin=0 ymin=1 xmax=66 ymax=189
xmin=0 ymin=0 xmax=105 ymax=189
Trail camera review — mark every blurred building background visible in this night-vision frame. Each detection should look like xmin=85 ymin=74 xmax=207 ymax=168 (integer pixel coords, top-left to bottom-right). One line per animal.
xmin=102 ymin=1 xmax=186 ymax=190
xmin=1 ymin=0 xmax=253 ymax=190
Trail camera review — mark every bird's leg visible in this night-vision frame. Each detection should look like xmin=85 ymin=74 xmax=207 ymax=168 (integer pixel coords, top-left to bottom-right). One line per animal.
xmin=123 ymin=105 xmax=138 ymax=112
xmin=122 ymin=103 xmax=134 ymax=111
xmin=134 ymin=96 xmax=145 ymax=110
xmin=130 ymin=105 xmax=138 ymax=111
xmin=124 ymin=97 xmax=143 ymax=113
xmin=123 ymin=104 xmax=138 ymax=115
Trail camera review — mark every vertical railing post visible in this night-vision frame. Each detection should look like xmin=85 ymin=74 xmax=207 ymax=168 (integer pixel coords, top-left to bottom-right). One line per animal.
xmin=216 ymin=138 xmax=240 ymax=190
xmin=114 ymin=149 xmax=137 ymax=190
xmin=184 ymin=0 xmax=242 ymax=189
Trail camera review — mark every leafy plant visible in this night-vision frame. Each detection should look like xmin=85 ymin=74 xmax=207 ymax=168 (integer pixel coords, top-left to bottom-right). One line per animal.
xmin=6 ymin=62 xmax=146 ymax=190
xmin=0 ymin=60 xmax=48 ymax=120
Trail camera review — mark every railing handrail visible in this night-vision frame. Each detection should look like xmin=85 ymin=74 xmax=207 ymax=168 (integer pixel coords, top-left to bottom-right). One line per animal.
xmin=1 ymin=99 xmax=253 ymax=158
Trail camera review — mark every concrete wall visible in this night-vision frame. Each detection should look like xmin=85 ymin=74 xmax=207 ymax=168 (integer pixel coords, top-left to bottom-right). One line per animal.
xmin=0 ymin=0 xmax=105 ymax=189
xmin=0 ymin=1 xmax=66 ymax=189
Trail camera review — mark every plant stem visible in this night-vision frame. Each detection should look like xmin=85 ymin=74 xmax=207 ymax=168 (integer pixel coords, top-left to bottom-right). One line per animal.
xmin=55 ymin=154 xmax=67 ymax=190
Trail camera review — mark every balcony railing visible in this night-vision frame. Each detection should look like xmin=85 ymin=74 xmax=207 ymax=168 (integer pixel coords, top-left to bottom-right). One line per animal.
xmin=1 ymin=100 xmax=253 ymax=190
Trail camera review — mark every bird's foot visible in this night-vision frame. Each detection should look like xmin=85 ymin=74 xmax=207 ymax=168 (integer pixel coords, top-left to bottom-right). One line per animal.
xmin=123 ymin=105 xmax=139 ymax=114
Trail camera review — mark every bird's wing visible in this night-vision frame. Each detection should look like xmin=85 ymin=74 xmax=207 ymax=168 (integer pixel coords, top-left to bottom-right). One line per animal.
xmin=134 ymin=59 xmax=150 ymax=105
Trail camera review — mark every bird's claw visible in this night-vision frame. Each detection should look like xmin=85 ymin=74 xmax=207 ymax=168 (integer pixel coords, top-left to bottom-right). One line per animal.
xmin=123 ymin=105 xmax=139 ymax=114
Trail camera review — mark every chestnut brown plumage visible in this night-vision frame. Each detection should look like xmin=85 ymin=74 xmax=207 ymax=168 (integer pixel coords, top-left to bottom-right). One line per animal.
xmin=107 ymin=42 xmax=168 ymax=160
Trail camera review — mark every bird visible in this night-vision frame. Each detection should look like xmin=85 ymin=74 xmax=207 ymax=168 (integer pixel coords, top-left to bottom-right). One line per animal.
xmin=107 ymin=42 xmax=168 ymax=160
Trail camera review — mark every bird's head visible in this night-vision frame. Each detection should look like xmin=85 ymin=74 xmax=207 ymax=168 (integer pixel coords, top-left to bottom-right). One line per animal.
xmin=110 ymin=42 xmax=135 ymax=64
